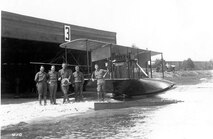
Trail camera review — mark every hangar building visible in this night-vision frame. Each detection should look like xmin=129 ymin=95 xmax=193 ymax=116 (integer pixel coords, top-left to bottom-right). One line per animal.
xmin=1 ymin=11 xmax=116 ymax=97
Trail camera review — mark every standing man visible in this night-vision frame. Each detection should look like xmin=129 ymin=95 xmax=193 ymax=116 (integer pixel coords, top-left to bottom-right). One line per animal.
xmin=73 ymin=66 xmax=84 ymax=102
xmin=47 ymin=65 xmax=58 ymax=105
xmin=58 ymin=63 xmax=72 ymax=104
xmin=91 ymin=64 xmax=108 ymax=101
xmin=34 ymin=66 xmax=48 ymax=105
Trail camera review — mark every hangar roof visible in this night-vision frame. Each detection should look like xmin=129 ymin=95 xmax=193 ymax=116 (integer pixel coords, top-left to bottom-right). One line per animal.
xmin=1 ymin=11 xmax=117 ymax=44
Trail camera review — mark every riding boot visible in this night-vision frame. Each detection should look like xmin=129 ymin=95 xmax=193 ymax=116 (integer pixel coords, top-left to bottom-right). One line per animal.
xmin=44 ymin=96 xmax=47 ymax=105
xmin=51 ymin=96 xmax=54 ymax=104
xmin=67 ymin=95 xmax=70 ymax=103
xmin=75 ymin=92 xmax=78 ymax=102
xmin=102 ymin=92 xmax=105 ymax=101
xmin=38 ymin=94 xmax=42 ymax=105
xmin=63 ymin=96 xmax=66 ymax=103
xmin=80 ymin=95 xmax=83 ymax=102
xmin=97 ymin=92 xmax=100 ymax=101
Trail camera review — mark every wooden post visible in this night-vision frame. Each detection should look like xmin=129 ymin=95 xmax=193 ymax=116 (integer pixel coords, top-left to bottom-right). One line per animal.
xmin=86 ymin=40 xmax=90 ymax=75
xmin=149 ymin=51 xmax=152 ymax=78
xmin=110 ymin=44 xmax=113 ymax=79
xmin=132 ymin=62 xmax=135 ymax=79
xmin=137 ymin=48 xmax=140 ymax=79
xmin=146 ymin=61 xmax=149 ymax=77
xmin=132 ymin=49 xmax=135 ymax=79
xmin=127 ymin=47 xmax=130 ymax=78
xmin=65 ymin=46 xmax=68 ymax=64
xmin=161 ymin=53 xmax=164 ymax=78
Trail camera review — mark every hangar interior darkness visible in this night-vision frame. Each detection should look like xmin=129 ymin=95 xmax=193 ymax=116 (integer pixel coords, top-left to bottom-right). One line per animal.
xmin=1 ymin=37 xmax=89 ymax=97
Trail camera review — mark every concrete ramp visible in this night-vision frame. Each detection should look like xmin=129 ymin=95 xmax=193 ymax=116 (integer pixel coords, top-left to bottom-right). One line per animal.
xmin=94 ymin=98 xmax=180 ymax=110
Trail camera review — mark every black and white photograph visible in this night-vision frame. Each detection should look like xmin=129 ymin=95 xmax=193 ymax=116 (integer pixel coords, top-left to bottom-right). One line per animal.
xmin=1 ymin=0 xmax=213 ymax=138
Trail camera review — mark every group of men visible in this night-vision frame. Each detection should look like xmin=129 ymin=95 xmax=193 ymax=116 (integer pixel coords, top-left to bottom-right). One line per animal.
xmin=34 ymin=63 xmax=108 ymax=105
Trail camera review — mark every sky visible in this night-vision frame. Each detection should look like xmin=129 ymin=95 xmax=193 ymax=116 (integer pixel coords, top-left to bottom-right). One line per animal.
xmin=1 ymin=0 xmax=213 ymax=61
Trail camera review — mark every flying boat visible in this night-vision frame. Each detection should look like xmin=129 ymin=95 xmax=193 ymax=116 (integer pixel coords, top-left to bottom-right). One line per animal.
xmin=59 ymin=39 xmax=175 ymax=101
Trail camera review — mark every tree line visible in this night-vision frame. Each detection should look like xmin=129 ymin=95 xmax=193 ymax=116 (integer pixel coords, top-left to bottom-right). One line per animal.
xmin=153 ymin=58 xmax=213 ymax=71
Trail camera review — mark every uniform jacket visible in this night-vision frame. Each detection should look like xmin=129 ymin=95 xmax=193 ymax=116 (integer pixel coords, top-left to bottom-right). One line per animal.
xmin=73 ymin=71 xmax=84 ymax=83
xmin=58 ymin=68 xmax=73 ymax=83
xmin=47 ymin=71 xmax=58 ymax=85
xmin=34 ymin=71 xmax=47 ymax=83
xmin=92 ymin=69 xmax=107 ymax=79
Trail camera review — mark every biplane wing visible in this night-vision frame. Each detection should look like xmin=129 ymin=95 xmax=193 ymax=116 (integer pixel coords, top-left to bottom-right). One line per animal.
xmin=60 ymin=38 xmax=110 ymax=51
xmin=59 ymin=38 xmax=161 ymax=62
xmin=60 ymin=39 xmax=112 ymax=62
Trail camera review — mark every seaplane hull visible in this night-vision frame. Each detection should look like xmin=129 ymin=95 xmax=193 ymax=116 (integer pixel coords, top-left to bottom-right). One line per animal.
xmin=111 ymin=78 xmax=174 ymax=99
xmin=86 ymin=78 xmax=174 ymax=99
xmin=94 ymin=78 xmax=175 ymax=110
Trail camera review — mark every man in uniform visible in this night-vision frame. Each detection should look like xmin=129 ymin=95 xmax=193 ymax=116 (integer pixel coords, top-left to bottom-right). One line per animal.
xmin=34 ymin=66 xmax=48 ymax=105
xmin=73 ymin=66 xmax=84 ymax=102
xmin=47 ymin=65 xmax=58 ymax=104
xmin=91 ymin=64 xmax=108 ymax=101
xmin=58 ymin=63 xmax=72 ymax=104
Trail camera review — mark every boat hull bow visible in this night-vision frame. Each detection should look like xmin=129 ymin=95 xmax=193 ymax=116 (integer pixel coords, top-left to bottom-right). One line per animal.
xmin=112 ymin=78 xmax=174 ymax=98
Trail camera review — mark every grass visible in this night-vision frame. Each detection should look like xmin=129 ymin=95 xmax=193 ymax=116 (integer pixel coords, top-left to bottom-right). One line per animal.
xmin=153 ymin=70 xmax=213 ymax=85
